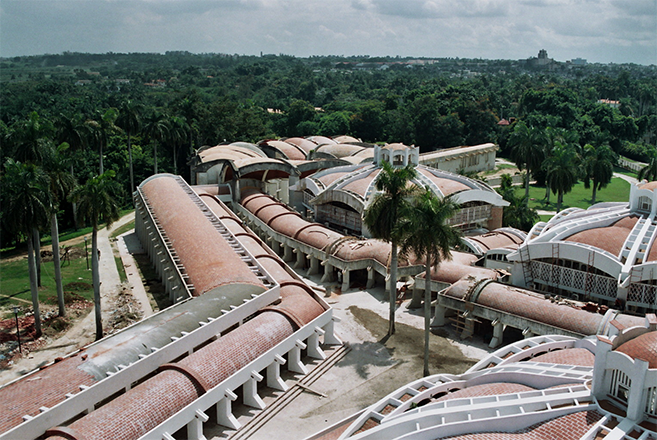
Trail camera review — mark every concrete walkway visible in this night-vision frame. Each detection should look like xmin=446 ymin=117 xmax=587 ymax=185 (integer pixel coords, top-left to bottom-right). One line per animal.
xmin=116 ymin=228 xmax=154 ymax=318
xmin=614 ymin=171 xmax=639 ymax=186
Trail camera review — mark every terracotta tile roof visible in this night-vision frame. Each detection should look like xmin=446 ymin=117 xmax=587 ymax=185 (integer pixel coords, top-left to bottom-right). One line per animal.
xmin=443 ymin=410 xmax=603 ymax=440
xmin=531 ymin=348 xmax=595 ymax=367
xmin=565 ymin=216 xmax=638 ymax=256
xmin=615 ymin=331 xmax=657 ymax=368
xmin=435 ymin=382 xmax=535 ymax=402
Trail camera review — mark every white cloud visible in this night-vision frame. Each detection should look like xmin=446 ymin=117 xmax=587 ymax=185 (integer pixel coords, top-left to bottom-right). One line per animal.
xmin=0 ymin=0 xmax=654 ymax=64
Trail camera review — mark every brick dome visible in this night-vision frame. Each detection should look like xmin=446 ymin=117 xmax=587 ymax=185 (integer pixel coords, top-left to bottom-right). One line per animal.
xmin=615 ymin=331 xmax=657 ymax=368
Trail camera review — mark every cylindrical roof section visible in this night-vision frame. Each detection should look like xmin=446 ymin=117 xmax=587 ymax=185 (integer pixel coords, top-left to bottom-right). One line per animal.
xmin=140 ymin=174 xmax=265 ymax=296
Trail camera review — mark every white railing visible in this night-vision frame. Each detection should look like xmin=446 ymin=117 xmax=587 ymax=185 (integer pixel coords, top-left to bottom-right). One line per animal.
xmin=138 ymin=309 xmax=339 ymax=440
xmin=0 ymin=284 xmax=280 ymax=440
xmin=530 ymin=261 xmax=618 ymax=300
xmin=628 ymin=282 xmax=657 ymax=309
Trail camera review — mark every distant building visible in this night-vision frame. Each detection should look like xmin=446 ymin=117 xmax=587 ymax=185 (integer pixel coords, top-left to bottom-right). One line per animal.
xmin=598 ymin=98 xmax=621 ymax=109
xmin=571 ymin=57 xmax=587 ymax=66
xmin=526 ymin=49 xmax=555 ymax=69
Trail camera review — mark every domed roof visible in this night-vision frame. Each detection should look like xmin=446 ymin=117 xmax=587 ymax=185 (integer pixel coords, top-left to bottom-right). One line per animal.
xmin=638 ymin=181 xmax=657 ymax=191
xmin=615 ymin=331 xmax=657 ymax=368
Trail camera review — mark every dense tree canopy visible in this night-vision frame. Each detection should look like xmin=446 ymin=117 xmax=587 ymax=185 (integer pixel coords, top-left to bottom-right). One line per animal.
xmin=0 ymin=52 xmax=654 ymax=245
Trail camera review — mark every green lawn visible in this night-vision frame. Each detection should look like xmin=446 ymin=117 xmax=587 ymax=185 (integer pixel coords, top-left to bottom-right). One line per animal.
xmin=516 ymin=177 xmax=631 ymax=212
xmin=0 ymin=243 xmax=94 ymax=312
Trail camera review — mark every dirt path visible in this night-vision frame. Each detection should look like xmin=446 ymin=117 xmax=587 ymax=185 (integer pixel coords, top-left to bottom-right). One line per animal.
xmin=0 ymin=213 xmax=136 ymax=386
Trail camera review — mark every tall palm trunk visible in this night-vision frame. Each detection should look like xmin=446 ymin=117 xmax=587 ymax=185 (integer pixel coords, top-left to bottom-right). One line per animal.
xmin=70 ymin=163 xmax=79 ymax=230
xmin=34 ymin=230 xmax=42 ymax=287
xmin=27 ymin=229 xmax=42 ymax=338
xmin=99 ymin=142 xmax=104 ymax=175
xmin=592 ymin=180 xmax=598 ymax=204
xmin=524 ymin=172 xmax=530 ymax=206
xmin=127 ymin=133 xmax=134 ymax=191
xmin=154 ymin=143 xmax=158 ymax=174
xmin=92 ymin=227 xmax=102 ymax=340
xmin=51 ymin=214 xmax=65 ymax=317
xmin=189 ymin=132 xmax=194 ymax=182
xmin=424 ymin=258 xmax=433 ymax=377
xmin=173 ymin=143 xmax=178 ymax=175
xmin=388 ymin=241 xmax=398 ymax=336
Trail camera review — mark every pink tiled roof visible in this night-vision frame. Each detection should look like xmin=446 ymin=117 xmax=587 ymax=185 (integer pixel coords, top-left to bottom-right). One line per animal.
xmin=615 ymin=331 xmax=657 ymax=368
xmin=435 ymin=383 xmax=535 ymax=402
xmin=639 ymin=181 xmax=657 ymax=191
xmin=531 ymin=348 xmax=595 ymax=367
xmin=443 ymin=279 xmax=604 ymax=336
xmin=565 ymin=216 xmax=638 ymax=256
xmin=417 ymin=168 xmax=471 ymax=195
xmin=443 ymin=410 xmax=603 ymax=440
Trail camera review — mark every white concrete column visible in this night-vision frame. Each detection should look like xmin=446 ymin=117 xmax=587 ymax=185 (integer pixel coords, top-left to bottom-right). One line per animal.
xmin=522 ymin=327 xmax=534 ymax=339
xmin=489 ymin=320 xmax=505 ymax=349
xmin=431 ymin=303 xmax=447 ymax=327
xmin=321 ymin=261 xmax=334 ymax=283
xmin=186 ymin=409 xmax=208 ymax=440
xmin=216 ymin=390 xmax=240 ymax=430
xmin=592 ymin=337 xmax=612 ymax=397
xmin=294 ymin=249 xmax=305 ymax=269
xmin=323 ymin=316 xmax=343 ymax=346
xmin=308 ymin=327 xmax=327 ymax=360
xmin=267 ymin=354 xmax=288 ymax=391
xmin=243 ymin=370 xmax=266 ymax=410
xmin=616 ymin=285 xmax=629 ymax=303
xmin=288 ymin=340 xmax=308 ymax=374
xmin=341 ymin=270 xmax=350 ymax=292
xmin=307 ymin=255 xmax=320 ymax=276
xmin=409 ymin=285 xmax=423 ymax=309
xmin=271 ymin=239 xmax=281 ymax=255
xmin=366 ymin=267 xmax=375 ymax=289
xmin=627 ymin=358 xmax=649 ymax=420
xmin=283 ymin=244 xmax=294 ymax=262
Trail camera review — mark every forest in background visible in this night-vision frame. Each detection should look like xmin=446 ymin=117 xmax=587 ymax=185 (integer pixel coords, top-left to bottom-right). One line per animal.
xmin=1 ymin=52 xmax=655 ymax=244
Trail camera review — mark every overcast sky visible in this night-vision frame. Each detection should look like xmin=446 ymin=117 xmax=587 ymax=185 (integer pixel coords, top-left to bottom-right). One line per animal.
xmin=1 ymin=0 xmax=655 ymax=65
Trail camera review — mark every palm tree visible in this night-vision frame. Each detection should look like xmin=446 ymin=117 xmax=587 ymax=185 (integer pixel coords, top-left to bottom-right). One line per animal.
xmin=86 ymin=108 xmax=121 ymax=175
xmin=56 ymin=113 xmax=89 ymax=229
xmin=43 ymin=145 xmax=77 ymax=317
xmin=582 ymin=143 xmax=617 ymax=204
xmin=143 ymin=111 xmax=169 ymax=174
xmin=363 ymin=161 xmax=418 ymax=336
xmin=8 ymin=112 xmax=54 ymax=164
xmin=544 ymin=142 xmax=580 ymax=212
xmin=638 ymin=146 xmax=657 ymax=182
xmin=8 ymin=112 xmax=56 ymax=286
xmin=165 ymin=115 xmax=188 ymax=175
xmin=544 ymin=128 xmax=579 ymax=203
xmin=70 ymin=171 xmax=120 ymax=340
xmin=116 ymin=100 xmax=143 ymax=191
xmin=2 ymin=159 xmax=52 ymax=338
xmin=496 ymin=174 xmax=539 ymax=231
xmin=400 ymin=190 xmax=461 ymax=376
xmin=508 ymin=122 xmax=546 ymax=204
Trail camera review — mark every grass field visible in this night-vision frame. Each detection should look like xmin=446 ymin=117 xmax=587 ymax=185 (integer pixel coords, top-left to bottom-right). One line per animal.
xmin=0 ymin=210 xmax=134 ymax=316
xmin=0 ymin=243 xmax=93 ymax=312
xmin=516 ymin=177 xmax=631 ymax=212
